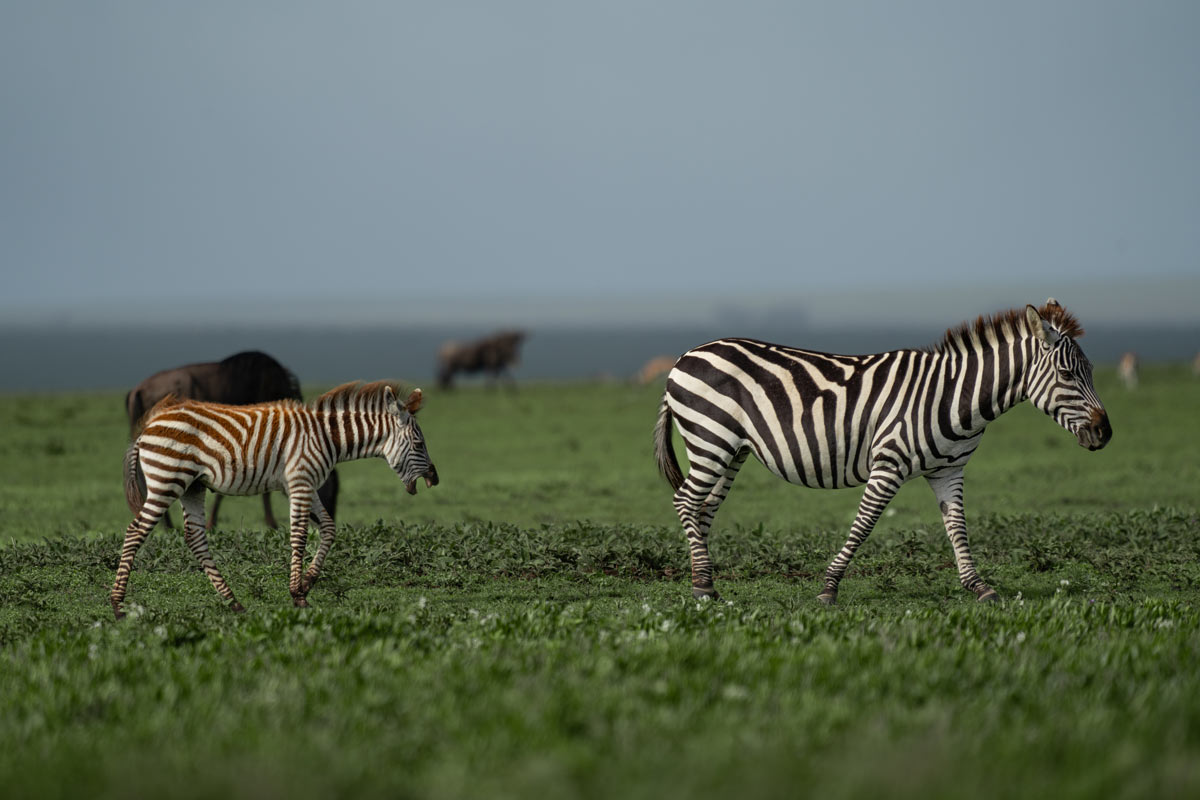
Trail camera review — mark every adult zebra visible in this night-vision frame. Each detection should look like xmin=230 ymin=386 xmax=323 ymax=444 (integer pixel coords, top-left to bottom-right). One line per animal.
xmin=654 ymin=299 xmax=1111 ymax=604
xmin=113 ymin=381 xmax=439 ymax=619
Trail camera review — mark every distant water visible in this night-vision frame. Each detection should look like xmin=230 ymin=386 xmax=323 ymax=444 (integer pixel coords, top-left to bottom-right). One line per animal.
xmin=1 ymin=322 xmax=1197 ymax=392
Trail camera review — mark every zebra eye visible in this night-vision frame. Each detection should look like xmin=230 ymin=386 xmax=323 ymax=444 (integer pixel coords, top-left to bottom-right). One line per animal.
xmin=1057 ymin=369 xmax=1074 ymax=382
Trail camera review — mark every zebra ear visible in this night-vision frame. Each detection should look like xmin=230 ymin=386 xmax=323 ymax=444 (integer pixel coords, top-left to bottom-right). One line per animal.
xmin=404 ymin=388 xmax=423 ymax=415
xmin=382 ymin=385 xmax=402 ymax=415
xmin=1025 ymin=304 xmax=1062 ymax=347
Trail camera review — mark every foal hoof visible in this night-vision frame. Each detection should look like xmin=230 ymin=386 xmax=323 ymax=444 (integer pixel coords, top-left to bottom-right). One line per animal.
xmin=229 ymin=601 xmax=246 ymax=613
xmin=976 ymin=588 xmax=999 ymax=603
xmin=692 ymin=587 xmax=721 ymax=601
xmin=292 ymin=597 xmax=309 ymax=609
xmin=816 ymin=591 xmax=837 ymax=606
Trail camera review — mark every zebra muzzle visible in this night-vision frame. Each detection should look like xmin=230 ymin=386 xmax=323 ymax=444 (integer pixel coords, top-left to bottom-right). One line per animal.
xmin=404 ymin=467 xmax=439 ymax=495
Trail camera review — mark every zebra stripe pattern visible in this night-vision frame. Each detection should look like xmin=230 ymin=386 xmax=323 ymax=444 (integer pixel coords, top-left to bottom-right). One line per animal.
xmin=112 ymin=381 xmax=439 ymax=619
xmin=655 ymin=299 xmax=1111 ymax=603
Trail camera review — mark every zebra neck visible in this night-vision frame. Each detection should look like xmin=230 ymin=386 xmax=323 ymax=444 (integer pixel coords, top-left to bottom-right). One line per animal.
xmin=320 ymin=408 xmax=391 ymax=463
xmin=937 ymin=328 xmax=1036 ymax=429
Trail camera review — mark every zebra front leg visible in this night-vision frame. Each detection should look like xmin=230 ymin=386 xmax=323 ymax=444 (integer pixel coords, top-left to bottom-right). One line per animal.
xmin=673 ymin=447 xmax=748 ymax=600
xmin=926 ymin=469 xmax=996 ymax=602
xmin=180 ymin=484 xmax=245 ymax=612
xmin=819 ymin=466 xmax=904 ymax=605
xmin=111 ymin=489 xmax=178 ymax=620
xmin=299 ymin=496 xmax=336 ymax=596
xmin=286 ymin=486 xmax=314 ymax=608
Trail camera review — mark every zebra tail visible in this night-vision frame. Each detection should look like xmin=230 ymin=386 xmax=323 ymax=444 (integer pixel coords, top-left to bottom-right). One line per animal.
xmin=124 ymin=443 xmax=145 ymax=515
xmin=654 ymin=394 xmax=685 ymax=491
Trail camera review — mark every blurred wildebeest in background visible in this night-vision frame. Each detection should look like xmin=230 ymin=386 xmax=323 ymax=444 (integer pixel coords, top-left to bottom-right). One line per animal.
xmin=635 ymin=355 xmax=677 ymax=385
xmin=437 ymin=330 xmax=526 ymax=389
xmin=125 ymin=350 xmax=339 ymax=530
xmin=1118 ymin=352 xmax=1139 ymax=390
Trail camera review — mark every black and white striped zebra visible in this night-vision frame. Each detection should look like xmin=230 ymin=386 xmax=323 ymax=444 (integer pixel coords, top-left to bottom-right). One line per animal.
xmin=113 ymin=381 xmax=439 ymax=619
xmin=654 ymin=299 xmax=1111 ymax=603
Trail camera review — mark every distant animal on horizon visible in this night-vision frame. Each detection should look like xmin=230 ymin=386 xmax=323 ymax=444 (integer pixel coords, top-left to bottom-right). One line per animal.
xmin=635 ymin=355 xmax=677 ymax=385
xmin=436 ymin=330 xmax=526 ymax=389
xmin=114 ymin=381 xmax=438 ymax=619
xmin=125 ymin=351 xmax=338 ymax=530
xmin=1118 ymin=352 xmax=1139 ymax=390
xmin=655 ymin=298 xmax=1112 ymax=605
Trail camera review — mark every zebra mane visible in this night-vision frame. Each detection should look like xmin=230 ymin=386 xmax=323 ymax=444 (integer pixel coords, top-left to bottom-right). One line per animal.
xmin=310 ymin=381 xmax=406 ymax=414
xmin=930 ymin=301 xmax=1084 ymax=354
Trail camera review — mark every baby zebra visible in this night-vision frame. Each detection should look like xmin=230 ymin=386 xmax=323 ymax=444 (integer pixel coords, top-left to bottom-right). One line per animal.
xmin=113 ymin=381 xmax=439 ymax=619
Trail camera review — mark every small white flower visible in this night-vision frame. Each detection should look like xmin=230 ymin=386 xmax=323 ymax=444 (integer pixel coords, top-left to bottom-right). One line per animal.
xmin=417 ymin=596 xmax=427 ymax=609
xmin=1015 ymin=631 xmax=1026 ymax=644
xmin=1060 ymin=579 xmax=1070 ymax=587
xmin=722 ymin=684 xmax=750 ymax=701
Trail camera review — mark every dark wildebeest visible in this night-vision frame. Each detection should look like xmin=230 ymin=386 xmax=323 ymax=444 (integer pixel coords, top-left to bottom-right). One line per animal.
xmin=125 ymin=351 xmax=338 ymax=530
xmin=436 ymin=330 xmax=526 ymax=389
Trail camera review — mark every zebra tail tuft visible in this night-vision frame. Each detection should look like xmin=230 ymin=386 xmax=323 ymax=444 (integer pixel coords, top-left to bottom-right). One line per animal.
xmin=124 ymin=443 xmax=145 ymax=515
xmin=654 ymin=394 xmax=685 ymax=491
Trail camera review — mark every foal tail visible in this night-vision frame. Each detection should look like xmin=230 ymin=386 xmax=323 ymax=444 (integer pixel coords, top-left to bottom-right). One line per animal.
xmin=123 ymin=443 xmax=145 ymax=515
xmin=654 ymin=393 xmax=685 ymax=492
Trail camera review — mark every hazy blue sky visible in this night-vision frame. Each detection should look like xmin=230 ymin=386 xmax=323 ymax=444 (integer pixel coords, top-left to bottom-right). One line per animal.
xmin=2 ymin=1 xmax=1198 ymax=325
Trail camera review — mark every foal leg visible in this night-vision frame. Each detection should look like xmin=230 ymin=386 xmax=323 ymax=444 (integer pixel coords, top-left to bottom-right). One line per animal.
xmin=673 ymin=445 xmax=748 ymax=600
xmin=298 ymin=496 xmax=336 ymax=597
xmin=111 ymin=487 xmax=181 ymax=620
xmin=818 ymin=465 xmax=904 ymax=605
xmin=180 ymin=484 xmax=244 ymax=612
xmin=926 ymin=468 xmax=996 ymax=601
xmin=285 ymin=484 xmax=315 ymax=608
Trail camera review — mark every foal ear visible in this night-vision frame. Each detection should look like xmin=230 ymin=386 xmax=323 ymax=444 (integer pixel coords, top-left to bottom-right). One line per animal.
xmin=382 ymin=385 xmax=401 ymax=414
xmin=404 ymin=388 xmax=424 ymax=414
xmin=1025 ymin=304 xmax=1062 ymax=347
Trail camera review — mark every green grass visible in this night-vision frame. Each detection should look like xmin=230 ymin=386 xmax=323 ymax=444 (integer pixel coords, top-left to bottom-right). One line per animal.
xmin=1 ymin=365 xmax=1198 ymax=798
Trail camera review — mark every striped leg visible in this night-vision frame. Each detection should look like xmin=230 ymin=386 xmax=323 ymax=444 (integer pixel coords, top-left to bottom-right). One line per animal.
xmin=926 ymin=469 xmax=996 ymax=602
xmin=298 ymin=496 xmax=336 ymax=596
xmin=818 ymin=466 xmax=904 ymax=604
xmin=673 ymin=446 xmax=749 ymax=600
xmin=179 ymin=484 xmax=244 ymax=612
xmin=286 ymin=484 xmax=314 ymax=608
xmin=111 ymin=487 xmax=180 ymax=620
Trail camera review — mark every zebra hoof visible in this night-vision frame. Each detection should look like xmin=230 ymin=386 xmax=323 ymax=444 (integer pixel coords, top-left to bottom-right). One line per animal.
xmin=292 ymin=597 xmax=309 ymax=609
xmin=229 ymin=601 xmax=246 ymax=613
xmin=816 ymin=591 xmax=837 ymax=606
xmin=692 ymin=587 xmax=720 ymax=601
xmin=976 ymin=588 xmax=999 ymax=603
xmin=112 ymin=608 xmax=126 ymax=621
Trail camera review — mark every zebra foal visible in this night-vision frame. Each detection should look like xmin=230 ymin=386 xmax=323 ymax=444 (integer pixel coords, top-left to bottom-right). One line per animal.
xmin=655 ymin=299 xmax=1111 ymax=604
xmin=114 ymin=381 xmax=439 ymax=619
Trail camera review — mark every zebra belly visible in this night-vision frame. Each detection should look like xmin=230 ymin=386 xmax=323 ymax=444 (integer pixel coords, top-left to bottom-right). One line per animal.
xmin=746 ymin=427 xmax=872 ymax=490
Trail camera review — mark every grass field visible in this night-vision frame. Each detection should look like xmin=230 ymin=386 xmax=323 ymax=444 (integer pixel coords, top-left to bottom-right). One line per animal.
xmin=1 ymin=365 xmax=1198 ymax=798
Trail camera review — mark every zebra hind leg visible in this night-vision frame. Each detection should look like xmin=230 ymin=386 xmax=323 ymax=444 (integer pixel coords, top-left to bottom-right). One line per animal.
xmin=673 ymin=447 xmax=749 ymax=601
xmin=818 ymin=466 xmax=904 ymax=605
xmin=111 ymin=487 xmax=181 ymax=620
xmin=179 ymin=484 xmax=245 ymax=613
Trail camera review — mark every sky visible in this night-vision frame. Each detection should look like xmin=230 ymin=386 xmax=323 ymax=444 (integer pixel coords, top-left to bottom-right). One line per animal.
xmin=2 ymin=1 xmax=1198 ymax=328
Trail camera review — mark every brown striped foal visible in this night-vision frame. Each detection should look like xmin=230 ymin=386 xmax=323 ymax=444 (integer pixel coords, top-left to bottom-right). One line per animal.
xmin=113 ymin=381 xmax=438 ymax=619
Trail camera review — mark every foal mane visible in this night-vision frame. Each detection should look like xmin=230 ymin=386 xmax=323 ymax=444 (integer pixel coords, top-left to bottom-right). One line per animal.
xmin=928 ymin=301 xmax=1084 ymax=354
xmin=311 ymin=381 xmax=406 ymax=413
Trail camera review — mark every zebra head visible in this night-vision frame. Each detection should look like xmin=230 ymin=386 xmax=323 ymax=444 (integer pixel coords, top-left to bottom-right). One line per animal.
xmin=383 ymin=387 xmax=440 ymax=494
xmin=1024 ymin=300 xmax=1112 ymax=451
